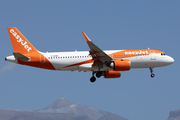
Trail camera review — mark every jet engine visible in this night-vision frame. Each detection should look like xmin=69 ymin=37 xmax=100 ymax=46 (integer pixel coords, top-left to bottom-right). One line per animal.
xmin=110 ymin=59 xmax=131 ymax=71
xmin=104 ymin=70 xmax=121 ymax=78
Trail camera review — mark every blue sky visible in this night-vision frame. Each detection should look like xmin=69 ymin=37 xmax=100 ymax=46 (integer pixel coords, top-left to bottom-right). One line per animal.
xmin=0 ymin=1 xmax=179 ymax=120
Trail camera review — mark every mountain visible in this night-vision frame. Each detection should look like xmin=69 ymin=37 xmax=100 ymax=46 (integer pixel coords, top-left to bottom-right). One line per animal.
xmin=0 ymin=98 xmax=128 ymax=120
xmin=44 ymin=98 xmax=73 ymax=109
xmin=38 ymin=98 xmax=128 ymax=120
xmin=0 ymin=109 xmax=91 ymax=120
xmin=167 ymin=109 xmax=180 ymax=120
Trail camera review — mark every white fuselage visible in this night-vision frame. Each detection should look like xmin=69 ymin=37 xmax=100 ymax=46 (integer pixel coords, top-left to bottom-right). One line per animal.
xmin=39 ymin=50 xmax=174 ymax=71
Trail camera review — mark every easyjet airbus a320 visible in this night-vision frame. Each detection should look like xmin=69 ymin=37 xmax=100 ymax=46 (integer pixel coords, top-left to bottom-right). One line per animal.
xmin=5 ymin=27 xmax=174 ymax=82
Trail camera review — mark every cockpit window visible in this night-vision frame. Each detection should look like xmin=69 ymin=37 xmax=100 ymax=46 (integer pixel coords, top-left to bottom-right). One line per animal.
xmin=161 ymin=53 xmax=166 ymax=55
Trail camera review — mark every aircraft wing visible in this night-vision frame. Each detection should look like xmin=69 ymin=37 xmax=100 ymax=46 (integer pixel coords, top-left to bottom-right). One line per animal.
xmin=82 ymin=32 xmax=112 ymax=66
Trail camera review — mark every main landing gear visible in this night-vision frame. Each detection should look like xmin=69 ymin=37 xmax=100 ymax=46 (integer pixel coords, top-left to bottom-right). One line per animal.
xmin=90 ymin=71 xmax=102 ymax=83
xmin=96 ymin=71 xmax=102 ymax=78
xmin=90 ymin=76 xmax=96 ymax=83
xmin=150 ymin=68 xmax=155 ymax=78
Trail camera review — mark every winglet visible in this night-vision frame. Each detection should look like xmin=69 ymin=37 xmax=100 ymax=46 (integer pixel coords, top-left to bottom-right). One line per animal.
xmin=82 ymin=32 xmax=91 ymax=42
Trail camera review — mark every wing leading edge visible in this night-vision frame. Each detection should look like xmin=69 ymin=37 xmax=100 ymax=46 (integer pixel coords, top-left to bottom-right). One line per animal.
xmin=82 ymin=32 xmax=112 ymax=70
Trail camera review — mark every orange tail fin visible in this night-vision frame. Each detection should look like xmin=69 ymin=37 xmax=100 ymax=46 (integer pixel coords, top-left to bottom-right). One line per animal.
xmin=7 ymin=27 xmax=39 ymax=54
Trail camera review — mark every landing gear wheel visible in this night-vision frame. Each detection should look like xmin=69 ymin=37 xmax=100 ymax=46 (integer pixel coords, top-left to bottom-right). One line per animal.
xmin=149 ymin=68 xmax=155 ymax=78
xmin=90 ymin=76 xmax=96 ymax=83
xmin=151 ymin=73 xmax=155 ymax=78
xmin=96 ymin=72 xmax=102 ymax=78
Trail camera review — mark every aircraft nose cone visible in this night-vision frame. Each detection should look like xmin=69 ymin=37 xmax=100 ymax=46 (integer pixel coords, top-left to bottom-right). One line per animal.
xmin=168 ymin=57 xmax=174 ymax=64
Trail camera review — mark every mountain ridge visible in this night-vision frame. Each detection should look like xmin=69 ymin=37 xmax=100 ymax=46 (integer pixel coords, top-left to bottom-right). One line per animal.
xmin=0 ymin=98 xmax=128 ymax=120
xmin=167 ymin=109 xmax=180 ymax=120
xmin=38 ymin=98 xmax=127 ymax=120
xmin=44 ymin=98 xmax=73 ymax=109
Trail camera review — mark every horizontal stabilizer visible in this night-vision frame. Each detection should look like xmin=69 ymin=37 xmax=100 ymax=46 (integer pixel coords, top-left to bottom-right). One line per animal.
xmin=13 ymin=52 xmax=30 ymax=62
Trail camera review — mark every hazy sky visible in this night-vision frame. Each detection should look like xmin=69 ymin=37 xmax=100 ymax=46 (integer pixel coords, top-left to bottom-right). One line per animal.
xmin=0 ymin=1 xmax=179 ymax=120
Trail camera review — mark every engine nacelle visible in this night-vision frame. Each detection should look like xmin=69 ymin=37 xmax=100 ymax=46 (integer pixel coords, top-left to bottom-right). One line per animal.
xmin=110 ymin=59 xmax=131 ymax=71
xmin=104 ymin=70 xmax=121 ymax=78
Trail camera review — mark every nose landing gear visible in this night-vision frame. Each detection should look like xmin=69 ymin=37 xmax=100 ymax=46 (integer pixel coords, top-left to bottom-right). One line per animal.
xmin=150 ymin=68 xmax=155 ymax=78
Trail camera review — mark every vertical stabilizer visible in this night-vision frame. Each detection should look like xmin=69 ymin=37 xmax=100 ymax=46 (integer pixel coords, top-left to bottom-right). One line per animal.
xmin=7 ymin=27 xmax=38 ymax=54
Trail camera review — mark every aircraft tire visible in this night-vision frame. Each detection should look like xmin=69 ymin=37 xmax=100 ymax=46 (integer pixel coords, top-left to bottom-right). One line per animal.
xmin=151 ymin=73 xmax=155 ymax=78
xmin=96 ymin=72 xmax=102 ymax=78
xmin=90 ymin=76 xmax=96 ymax=83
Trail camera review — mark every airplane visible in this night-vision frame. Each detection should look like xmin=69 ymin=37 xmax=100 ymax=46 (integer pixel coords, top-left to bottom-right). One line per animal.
xmin=5 ymin=27 xmax=174 ymax=82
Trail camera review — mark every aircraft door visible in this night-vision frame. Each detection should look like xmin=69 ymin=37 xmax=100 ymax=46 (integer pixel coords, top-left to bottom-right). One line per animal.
xmin=150 ymin=50 xmax=156 ymax=60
